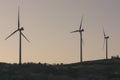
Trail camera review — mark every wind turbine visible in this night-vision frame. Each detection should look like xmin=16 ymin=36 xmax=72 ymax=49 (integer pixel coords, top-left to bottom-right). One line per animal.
xmin=71 ymin=16 xmax=84 ymax=63
xmin=5 ymin=6 xmax=30 ymax=65
xmin=103 ymin=28 xmax=109 ymax=59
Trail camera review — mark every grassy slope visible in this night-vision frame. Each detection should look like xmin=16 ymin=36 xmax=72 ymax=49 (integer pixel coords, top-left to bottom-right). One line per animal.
xmin=0 ymin=59 xmax=120 ymax=80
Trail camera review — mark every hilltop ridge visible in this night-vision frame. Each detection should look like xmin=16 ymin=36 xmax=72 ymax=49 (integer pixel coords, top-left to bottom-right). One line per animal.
xmin=0 ymin=58 xmax=120 ymax=80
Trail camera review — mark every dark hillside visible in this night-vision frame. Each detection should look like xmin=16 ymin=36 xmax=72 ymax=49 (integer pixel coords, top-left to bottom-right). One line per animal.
xmin=0 ymin=58 xmax=120 ymax=80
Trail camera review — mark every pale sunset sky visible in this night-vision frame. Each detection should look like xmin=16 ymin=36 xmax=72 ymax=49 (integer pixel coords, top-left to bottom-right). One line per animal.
xmin=0 ymin=0 xmax=120 ymax=64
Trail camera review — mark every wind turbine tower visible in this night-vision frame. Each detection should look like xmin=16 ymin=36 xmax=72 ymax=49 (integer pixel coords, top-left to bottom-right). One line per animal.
xmin=103 ymin=29 xmax=109 ymax=59
xmin=5 ymin=6 xmax=30 ymax=65
xmin=71 ymin=16 xmax=84 ymax=63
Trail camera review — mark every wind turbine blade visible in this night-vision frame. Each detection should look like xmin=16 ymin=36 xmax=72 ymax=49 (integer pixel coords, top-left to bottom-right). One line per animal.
xmin=71 ymin=30 xmax=79 ymax=33
xmin=21 ymin=32 xmax=30 ymax=42
xmin=79 ymin=16 xmax=83 ymax=30
xmin=18 ymin=6 xmax=20 ymax=28
xmin=102 ymin=28 xmax=106 ymax=49
xmin=103 ymin=28 xmax=106 ymax=37
xmin=5 ymin=30 xmax=18 ymax=40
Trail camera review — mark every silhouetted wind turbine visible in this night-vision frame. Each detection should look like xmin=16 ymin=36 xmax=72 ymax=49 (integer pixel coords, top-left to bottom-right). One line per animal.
xmin=71 ymin=16 xmax=84 ymax=63
xmin=5 ymin=6 xmax=30 ymax=65
xmin=103 ymin=28 xmax=109 ymax=59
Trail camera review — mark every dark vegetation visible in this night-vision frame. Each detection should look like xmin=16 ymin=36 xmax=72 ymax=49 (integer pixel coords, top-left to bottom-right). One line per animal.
xmin=0 ymin=58 xmax=120 ymax=80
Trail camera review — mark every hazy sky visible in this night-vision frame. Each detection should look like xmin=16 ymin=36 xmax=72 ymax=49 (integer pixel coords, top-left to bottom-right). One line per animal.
xmin=0 ymin=0 xmax=120 ymax=64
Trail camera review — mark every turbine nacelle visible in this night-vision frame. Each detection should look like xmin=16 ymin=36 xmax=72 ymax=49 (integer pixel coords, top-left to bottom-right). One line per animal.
xmin=18 ymin=27 xmax=24 ymax=31
xmin=80 ymin=29 xmax=84 ymax=32
xmin=105 ymin=36 xmax=109 ymax=39
xmin=20 ymin=27 xmax=24 ymax=31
